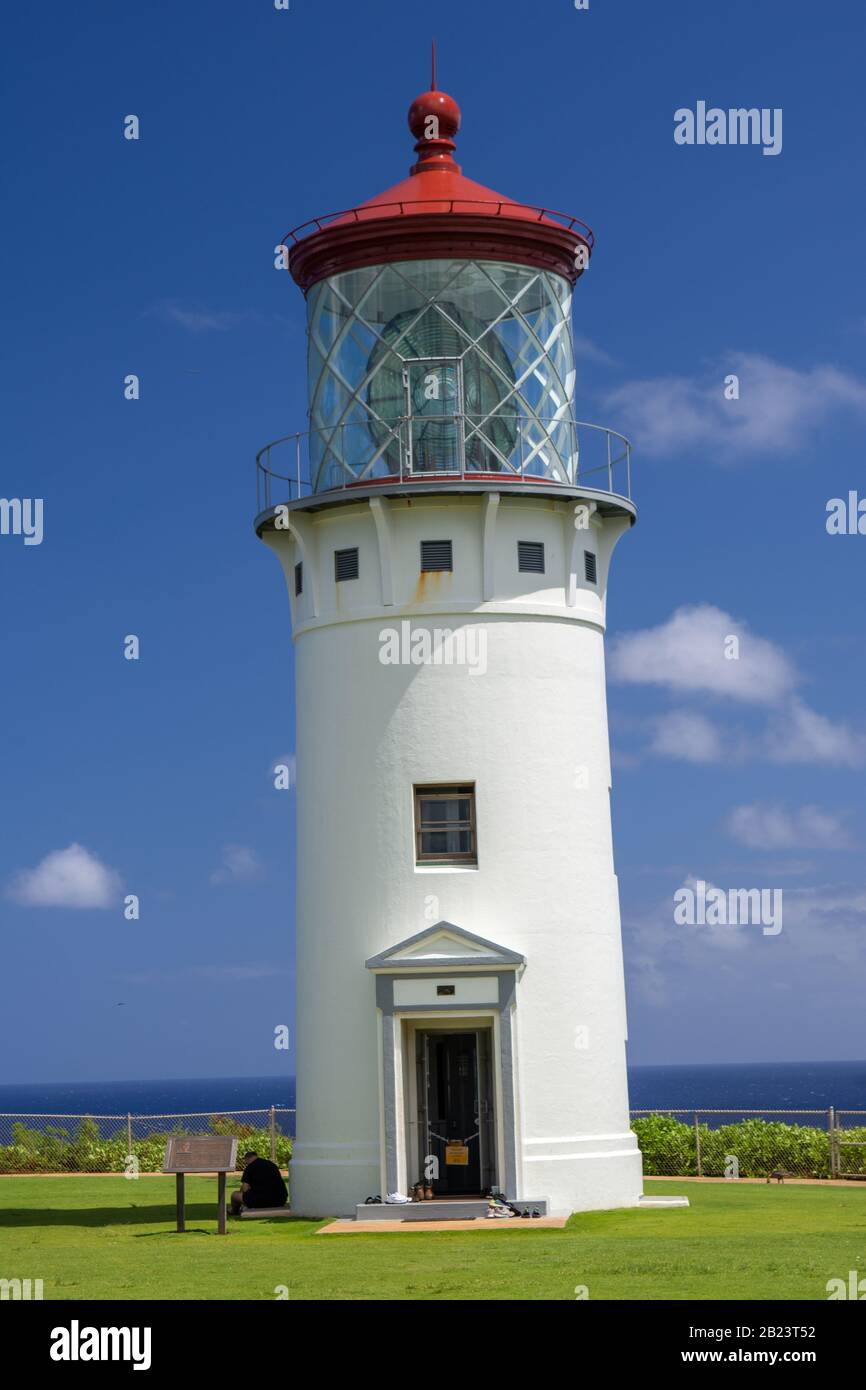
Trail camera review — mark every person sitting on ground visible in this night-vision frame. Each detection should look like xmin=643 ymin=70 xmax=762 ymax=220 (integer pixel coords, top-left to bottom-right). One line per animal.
xmin=229 ymin=1149 xmax=288 ymax=1214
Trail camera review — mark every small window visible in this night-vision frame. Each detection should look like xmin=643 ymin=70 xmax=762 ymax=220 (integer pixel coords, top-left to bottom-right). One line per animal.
xmin=414 ymin=784 xmax=476 ymax=864
xmin=334 ymin=547 xmax=359 ymax=582
xmin=436 ymin=985 xmax=456 ymax=997
xmin=294 ymin=561 xmax=303 ymax=596
xmin=518 ymin=540 xmax=545 ymax=574
xmin=584 ymin=550 xmax=598 ymax=584
xmin=421 ymin=539 xmax=453 ymax=573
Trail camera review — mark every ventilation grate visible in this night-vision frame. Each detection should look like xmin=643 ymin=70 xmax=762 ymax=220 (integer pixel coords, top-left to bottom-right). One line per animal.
xmin=334 ymin=547 xmax=359 ymax=582
xmin=584 ymin=551 xmax=598 ymax=584
xmin=294 ymin=562 xmax=303 ymax=596
xmin=518 ymin=540 xmax=545 ymax=574
xmin=420 ymin=539 xmax=453 ymax=573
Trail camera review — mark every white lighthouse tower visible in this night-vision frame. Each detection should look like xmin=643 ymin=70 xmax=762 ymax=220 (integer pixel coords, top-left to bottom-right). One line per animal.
xmin=257 ymin=63 xmax=643 ymax=1218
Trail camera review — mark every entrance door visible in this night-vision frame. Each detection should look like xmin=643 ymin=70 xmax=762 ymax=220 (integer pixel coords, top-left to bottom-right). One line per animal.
xmin=420 ymin=1031 xmax=484 ymax=1195
xmin=404 ymin=358 xmax=464 ymax=475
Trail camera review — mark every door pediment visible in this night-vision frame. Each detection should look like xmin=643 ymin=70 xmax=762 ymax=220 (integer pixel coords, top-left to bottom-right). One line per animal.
xmin=365 ymin=921 xmax=524 ymax=972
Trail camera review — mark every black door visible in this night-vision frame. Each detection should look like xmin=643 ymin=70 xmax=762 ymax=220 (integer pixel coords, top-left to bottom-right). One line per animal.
xmin=425 ymin=1032 xmax=481 ymax=1194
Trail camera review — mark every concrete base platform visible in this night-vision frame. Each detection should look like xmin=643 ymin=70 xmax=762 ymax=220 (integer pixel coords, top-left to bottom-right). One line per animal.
xmin=321 ymin=1215 xmax=567 ymax=1234
xmin=637 ymin=1195 xmax=689 ymax=1209
xmin=354 ymin=1198 xmax=549 ymax=1222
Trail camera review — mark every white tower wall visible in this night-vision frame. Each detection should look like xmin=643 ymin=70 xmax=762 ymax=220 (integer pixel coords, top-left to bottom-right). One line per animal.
xmin=263 ymin=490 xmax=643 ymax=1217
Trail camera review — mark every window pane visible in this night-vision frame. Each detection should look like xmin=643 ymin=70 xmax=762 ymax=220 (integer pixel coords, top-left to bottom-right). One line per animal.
xmin=421 ymin=829 xmax=473 ymax=856
xmin=420 ymin=797 xmax=468 ymax=824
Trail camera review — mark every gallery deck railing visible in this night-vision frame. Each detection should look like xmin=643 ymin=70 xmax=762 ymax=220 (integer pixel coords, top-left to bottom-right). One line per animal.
xmin=2 ymin=1107 xmax=864 ymax=1179
xmin=256 ymin=415 xmax=633 ymax=511
xmin=283 ymin=199 xmax=595 ymax=249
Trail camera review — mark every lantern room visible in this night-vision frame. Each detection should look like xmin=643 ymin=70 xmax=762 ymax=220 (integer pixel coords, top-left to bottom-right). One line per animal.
xmin=257 ymin=57 xmax=632 ymax=510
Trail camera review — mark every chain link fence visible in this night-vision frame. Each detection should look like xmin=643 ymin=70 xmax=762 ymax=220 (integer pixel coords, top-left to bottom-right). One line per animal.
xmin=1 ymin=1105 xmax=864 ymax=1179
xmin=834 ymin=1110 xmax=866 ymax=1178
xmin=0 ymin=1109 xmax=295 ymax=1175
xmin=631 ymin=1108 xmax=866 ymax=1180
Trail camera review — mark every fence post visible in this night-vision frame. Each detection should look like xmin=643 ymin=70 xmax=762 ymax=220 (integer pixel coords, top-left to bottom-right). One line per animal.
xmin=126 ymin=1113 xmax=133 ymax=1158
xmin=694 ymin=1111 xmax=703 ymax=1177
xmin=828 ymin=1107 xmax=836 ymax=1178
xmin=269 ymin=1106 xmax=277 ymax=1164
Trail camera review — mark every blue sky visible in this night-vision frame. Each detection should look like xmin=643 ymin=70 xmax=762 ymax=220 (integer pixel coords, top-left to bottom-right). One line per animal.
xmin=2 ymin=0 xmax=865 ymax=1083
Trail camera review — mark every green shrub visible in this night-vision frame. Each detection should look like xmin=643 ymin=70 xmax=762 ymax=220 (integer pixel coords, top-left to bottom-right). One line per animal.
xmin=0 ymin=1116 xmax=293 ymax=1174
xmin=629 ymin=1114 xmax=863 ymax=1179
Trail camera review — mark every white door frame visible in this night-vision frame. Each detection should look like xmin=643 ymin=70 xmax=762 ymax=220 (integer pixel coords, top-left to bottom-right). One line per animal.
xmin=400 ymin=1011 xmax=503 ymax=1195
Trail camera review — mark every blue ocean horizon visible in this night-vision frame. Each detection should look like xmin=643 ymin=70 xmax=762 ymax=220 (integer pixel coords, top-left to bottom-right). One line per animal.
xmin=0 ymin=1060 xmax=864 ymax=1117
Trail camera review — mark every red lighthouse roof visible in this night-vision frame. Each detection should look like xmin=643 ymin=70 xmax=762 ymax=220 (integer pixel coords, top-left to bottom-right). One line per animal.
xmin=287 ymin=53 xmax=593 ymax=293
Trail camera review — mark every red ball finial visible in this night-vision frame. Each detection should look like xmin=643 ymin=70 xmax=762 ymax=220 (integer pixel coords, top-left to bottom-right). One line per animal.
xmin=408 ymin=41 xmax=461 ymax=175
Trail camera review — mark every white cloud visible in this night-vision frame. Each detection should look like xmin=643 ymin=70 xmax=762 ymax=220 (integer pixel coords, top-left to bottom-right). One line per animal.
xmin=765 ymin=698 xmax=866 ymax=768
xmin=210 ymin=844 xmax=264 ymax=885
xmin=609 ymin=604 xmax=797 ymax=705
xmin=8 ymin=844 xmax=122 ymax=909
xmin=571 ymin=334 xmax=617 ymax=366
xmin=648 ymin=710 xmax=727 ymax=763
xmin=624 ymin=878 xmax=866 ymax=1007
xmin=726 ymin=803 xmax=854 ymax=850
xmin=148 ymin=302 xmax=262 ymax=333
xmin=611 ymin=606 xmax=866 ymax=767
xmin=603 ymin=352 xmax=866 ymax=460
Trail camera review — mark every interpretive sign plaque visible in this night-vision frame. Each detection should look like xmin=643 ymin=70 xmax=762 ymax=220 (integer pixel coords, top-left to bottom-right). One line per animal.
xmin=163 ymin=1136 xmax=239 ymax=1235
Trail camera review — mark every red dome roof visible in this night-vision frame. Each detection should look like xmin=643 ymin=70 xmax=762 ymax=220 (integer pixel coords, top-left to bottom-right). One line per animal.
xmin=287 ymin=70 xmax=593 ymax=294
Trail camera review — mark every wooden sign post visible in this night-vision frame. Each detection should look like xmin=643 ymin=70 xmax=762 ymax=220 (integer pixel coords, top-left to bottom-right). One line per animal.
xmin=163 ymin=1136 xmax=239 ymax=1235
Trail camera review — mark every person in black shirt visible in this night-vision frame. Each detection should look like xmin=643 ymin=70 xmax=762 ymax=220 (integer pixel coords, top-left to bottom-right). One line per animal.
xmin=229 ymin=1149 xmax=288 ymax=1214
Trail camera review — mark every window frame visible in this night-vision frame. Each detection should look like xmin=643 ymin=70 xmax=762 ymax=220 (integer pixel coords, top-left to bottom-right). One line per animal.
xmin=413 ymin=783 xmax=478 ymax=865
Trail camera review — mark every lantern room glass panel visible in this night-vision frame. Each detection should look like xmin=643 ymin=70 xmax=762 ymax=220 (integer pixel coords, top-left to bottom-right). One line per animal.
xmin=306 ymin=259 xmax=577 ymax=492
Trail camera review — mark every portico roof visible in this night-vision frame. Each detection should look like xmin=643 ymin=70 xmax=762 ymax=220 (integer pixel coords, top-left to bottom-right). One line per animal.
xmin=365 ymin=921 xmax=524 ymax=972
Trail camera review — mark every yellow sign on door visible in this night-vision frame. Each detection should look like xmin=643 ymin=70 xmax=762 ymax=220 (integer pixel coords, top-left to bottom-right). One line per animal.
xmin=445 ymin=1142 xmax=469 ymax=1166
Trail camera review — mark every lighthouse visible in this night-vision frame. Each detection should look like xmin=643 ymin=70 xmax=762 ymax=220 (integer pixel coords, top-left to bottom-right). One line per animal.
xmin=256 ymin=59 xmax=644 ymax=1218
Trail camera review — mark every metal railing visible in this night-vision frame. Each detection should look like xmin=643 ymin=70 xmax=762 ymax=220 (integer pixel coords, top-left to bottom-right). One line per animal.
xmin=2 ymin=1106 xmax=864 ymax=1179
xmin=834 ymin=1109 xmax=866 ymax=1178
xmin=0 ymin=1108 xmax=295 ymax=1174
xmin=282 ymin=199 xmax=595 ymax=249
xmin=631 ymin=1108 xmax=866 ymax=1180
xmin=256 ymin=414 xmax=633 ymax=512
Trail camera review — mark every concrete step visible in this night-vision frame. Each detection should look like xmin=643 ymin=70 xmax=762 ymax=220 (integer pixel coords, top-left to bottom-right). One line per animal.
xmin=637 ymin=1195 xmax=690 ymax=1208
xmin=355 ymin=1198 xmax=549 ymax=1222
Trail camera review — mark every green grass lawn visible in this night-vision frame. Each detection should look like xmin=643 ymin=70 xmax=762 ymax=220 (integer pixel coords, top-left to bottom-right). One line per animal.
xmin=2 ymin=1177 xmax=865 ymax=1300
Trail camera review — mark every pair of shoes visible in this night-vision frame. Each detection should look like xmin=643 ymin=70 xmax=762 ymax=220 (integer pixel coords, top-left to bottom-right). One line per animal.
xmin=364 ymin=1195 xmax=382 ymax=1205
xmin=385 ymin=1191 xmax=412 ymax=1204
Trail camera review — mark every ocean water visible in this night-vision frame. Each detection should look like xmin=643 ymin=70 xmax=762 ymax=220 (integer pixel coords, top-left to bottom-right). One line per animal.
xmin=627 ymin=1059 xmax=866 ymax=1113
xmin=0 ymin=1075 xmax=295 ymax=1118
xmin=0 ymin=1060 xmax=864 ymax=1117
